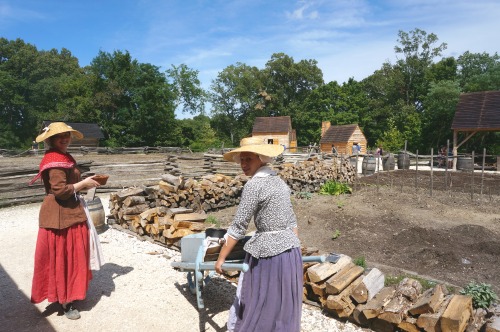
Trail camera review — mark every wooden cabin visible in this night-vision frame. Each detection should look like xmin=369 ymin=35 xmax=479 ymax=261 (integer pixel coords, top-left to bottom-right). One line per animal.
xmin=319 ymin=122 xmax=367 ymax=155
xmin=40 ymin=121 xmax=105 ymax=149
xmin=251 ymin=116 xmax=297 ymax=152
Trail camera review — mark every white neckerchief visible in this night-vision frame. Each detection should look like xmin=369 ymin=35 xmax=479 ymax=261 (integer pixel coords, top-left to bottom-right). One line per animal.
xmin=252 ymin=166 xmax=276 ymax=178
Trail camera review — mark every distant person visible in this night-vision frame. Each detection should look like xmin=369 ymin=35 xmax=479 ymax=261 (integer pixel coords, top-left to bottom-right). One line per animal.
xmin=376 ymin=146 xmax=383 ymax=156
xmin=352 ymin=142 xmax=361 ymax=155
xmin=331 ymin=144 xmax=338 ymax=155
xmin=32 ymin=140 xmax=39 ymax=155
xmin=29 ymin=122 xmax=103 ymax=320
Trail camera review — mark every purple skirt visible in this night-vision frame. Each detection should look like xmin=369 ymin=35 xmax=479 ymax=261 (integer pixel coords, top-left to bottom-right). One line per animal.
xmin=228 ymin=247 xmax=303 ymax=332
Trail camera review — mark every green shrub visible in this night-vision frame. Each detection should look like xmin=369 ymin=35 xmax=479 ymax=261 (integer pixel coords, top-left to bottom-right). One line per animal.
xmin=205 ymin=215 xmax=221 ymax=228
xmin=331 ymin=229 xmax=341 ymax=240
xmin=319 ymin=181 xmax=352 ymax=196
xmin=460 ymin=282 xmax=498 ymax=309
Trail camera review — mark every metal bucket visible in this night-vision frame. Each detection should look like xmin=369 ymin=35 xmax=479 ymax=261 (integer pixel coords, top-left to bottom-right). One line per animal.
xmin=86 ymin=197 xmax=106 ymax=232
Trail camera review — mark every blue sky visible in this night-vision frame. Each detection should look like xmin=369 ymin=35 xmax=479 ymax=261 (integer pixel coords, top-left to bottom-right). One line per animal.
xmin=1 ymin=0 xmax=499 ymax=118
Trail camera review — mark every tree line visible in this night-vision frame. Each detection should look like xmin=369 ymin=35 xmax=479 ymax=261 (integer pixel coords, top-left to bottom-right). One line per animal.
xmin=1 ymin=28 xmax=499 ymax=154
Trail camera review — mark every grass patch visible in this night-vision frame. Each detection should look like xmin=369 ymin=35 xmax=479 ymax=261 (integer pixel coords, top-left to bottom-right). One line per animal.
xmin=205 ymin=215 xmax=221 ymax=228
xmin=385 ymin=274 xmax=438 ymax=291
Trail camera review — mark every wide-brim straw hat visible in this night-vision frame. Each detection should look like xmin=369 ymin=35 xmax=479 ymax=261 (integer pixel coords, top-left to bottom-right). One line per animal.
xmin=223 ymin=136 xmax=284 ymax=162
xmin=35 ymin=122 xmax=84 ymax=143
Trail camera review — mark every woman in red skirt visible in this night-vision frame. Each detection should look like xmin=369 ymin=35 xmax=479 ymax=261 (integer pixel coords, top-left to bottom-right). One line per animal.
xmin=30 ymin=122 xmax=101 ymax=320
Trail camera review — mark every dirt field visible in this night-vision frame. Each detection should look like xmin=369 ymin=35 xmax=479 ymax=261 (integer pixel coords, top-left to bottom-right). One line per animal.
xmin=2 ymin=153 xmax=500 ymax=296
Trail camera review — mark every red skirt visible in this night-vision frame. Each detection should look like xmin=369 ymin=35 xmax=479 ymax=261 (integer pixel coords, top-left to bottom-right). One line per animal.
xmin=31 ymin=222 xmax=92 ymax=304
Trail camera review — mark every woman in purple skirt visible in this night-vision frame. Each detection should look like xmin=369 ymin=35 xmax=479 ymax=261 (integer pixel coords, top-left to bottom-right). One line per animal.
xmin=215 ymin=137 xmax=302 ymax=332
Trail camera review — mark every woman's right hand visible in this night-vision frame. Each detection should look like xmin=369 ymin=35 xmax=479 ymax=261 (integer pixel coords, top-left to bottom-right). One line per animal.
xmin=215 ymin=258 xmax=225 ymax=274
xmin=74 ymin=176 xmax=100 ymax=192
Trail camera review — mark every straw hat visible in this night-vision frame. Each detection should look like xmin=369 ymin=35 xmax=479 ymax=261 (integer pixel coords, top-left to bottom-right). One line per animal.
xmin=223 ymin=136 xmax=284 ymax=162
xmin=35 ymin=122 xmax=84 ymax=143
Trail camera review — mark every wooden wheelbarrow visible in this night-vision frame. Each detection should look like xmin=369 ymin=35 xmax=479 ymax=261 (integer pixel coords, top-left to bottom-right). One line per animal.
xmin=171 ymin=233 xmax=326 ymax=309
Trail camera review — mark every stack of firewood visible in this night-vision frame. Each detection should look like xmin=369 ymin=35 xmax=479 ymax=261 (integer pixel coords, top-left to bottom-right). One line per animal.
xmin=276 ymin=156 xmax=355 ymax=193
xmin=109 ymin=158 xmax=355 ymax=246
xmin=304 ymin=256 xmax=479 ymax=332
xmin=108 ymin=173 xmax=248 ymax=247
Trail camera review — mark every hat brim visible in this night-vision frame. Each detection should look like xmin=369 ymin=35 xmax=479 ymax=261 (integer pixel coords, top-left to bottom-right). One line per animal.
xmin=223 ymin=144 xmax=284 ymax=162
xmin=35 ymin=129 xmax=84 ymax=143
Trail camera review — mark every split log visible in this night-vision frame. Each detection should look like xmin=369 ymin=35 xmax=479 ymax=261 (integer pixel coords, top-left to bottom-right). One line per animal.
xmin=378 ymin=278 xmax=423 ymax=325
xmin=416 ymin=295 xmax=452 ymax=332
xmin=409 ymin=284 xmax=447 ymax=315
xmin=173 ymin=212 xmax=207 ymax=222
xmin=122 ymin=195 xmax=146 ymax=207
xmin=370 ymin=318 xmax=395 ymax=332
xmin=307 ymin=255 xmax=351 ymax=283
xmin=351 ymin=267 xmax=385 ymax=304
xmin=325 ymin=275 xmax=363 ymax=317
xmin=440 ymin=294 xmax=473 ymax=332
xmin=351 ymin=304 xmax=370 ymax=327
xmin=123 ymin=204 xmax=149 ymax=215
xmin=362 ymin=286 xmax=397 ymax=319
xmin=161 ymin=174 xmax=184 ymax=188
xmin=158 ymin=180 xmax=177 ymax=194
xmin=325 ymin=262 xmax=364 ymax=295
xmin=398 ymin=317 xmax=420 ymax=332
xmin=485 ymin=316 xmax=500 ymax=332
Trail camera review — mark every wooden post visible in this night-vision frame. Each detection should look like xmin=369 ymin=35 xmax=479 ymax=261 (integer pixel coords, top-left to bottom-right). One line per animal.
xmin=415 ymin=149 xmax=418 ymax=193
xmin=471 ymin=151 xmax=475 ymax=201
xmin=481 ymin=148 xmax=486 ymax=196
xmin=430 ymin=148 xmax=434 ymax=197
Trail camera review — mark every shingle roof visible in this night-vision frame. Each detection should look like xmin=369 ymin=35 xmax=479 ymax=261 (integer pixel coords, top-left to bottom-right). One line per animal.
xmin=252 ymin=116 xmax=292 ymax=133
xmin=451 ymin=90 xmax=500 ymax=131
xmin=41 ymin=121 xmax=105 ymax=139
xmin=319 ymin=124 xmax=358 ymax=143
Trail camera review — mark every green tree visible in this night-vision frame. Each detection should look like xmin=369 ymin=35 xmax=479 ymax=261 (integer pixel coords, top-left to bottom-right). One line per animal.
xmin=167 ymin=64 xmax=207 ymax=115
xmin=209 ymin=63 xmax=263 ymax=145
xmin=88 ymin=50 xmax=180 ymax=147
xmin=421 ymin=81 xmax=461 ymax=150
xmin=394 ymin=28 xmax=447 ymax=111
xmin=261 ymin=53 xmax=324 ymax=121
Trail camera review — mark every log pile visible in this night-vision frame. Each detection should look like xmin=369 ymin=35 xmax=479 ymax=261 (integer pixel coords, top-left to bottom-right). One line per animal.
xmin=108 ymin=173 xmax=248 ymax=248
xmin=303 ymin=257 xmax=478 ymax=332
xmin=164 ymin=154 xmax=209 ymax=178
xmin=110 ymin=157 xmax=355 ymax=245
xmin=275 ymin=156 xmax=356 ymax=193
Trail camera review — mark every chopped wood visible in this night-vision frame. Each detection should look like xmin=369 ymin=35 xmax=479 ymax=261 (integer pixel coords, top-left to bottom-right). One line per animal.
xmin=351 ymin=267 xmax=384 ymax=304
xmin=123 ymin=204 xmax=149 ymax=215
xmin=398 ymin=317 xmax=420 ymax=332
xmin=416 ymin=295 xmax=452 ymax=332
xmin=325 ymin=263 xmax=364 ymax=295
xmin=351 ymin=304 xmax=370 ymax=327
xmin=377 ymin=278 xmax=423 ymax=325
xmin=362 ymin=286 xmax=397 ymax=319
xmin=485 ymin=316 xmax=500 ymax=332
xmin=123 ymin=195 xmax=146 ymax=207
xmin=307 ymin=255 xmax=351 ymax=283
xmin=173 ymin=212 xmax=207 ymax=222
xmin=441 ymin=294 xmax=473 ymax=332
xmin=409 ymin=284 xmax=447 ymax=315
xmin=325 ymin=275 xmax=363 ymax=316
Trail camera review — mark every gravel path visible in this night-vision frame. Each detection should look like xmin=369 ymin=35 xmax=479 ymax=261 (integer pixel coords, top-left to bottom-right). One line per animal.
xmin=0 ymin=195 xmax=367 ymax=332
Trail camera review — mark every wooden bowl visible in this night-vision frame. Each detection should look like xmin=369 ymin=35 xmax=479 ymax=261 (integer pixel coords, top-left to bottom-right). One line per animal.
xmin=93 ymin=174 xmax=109 ymax=185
